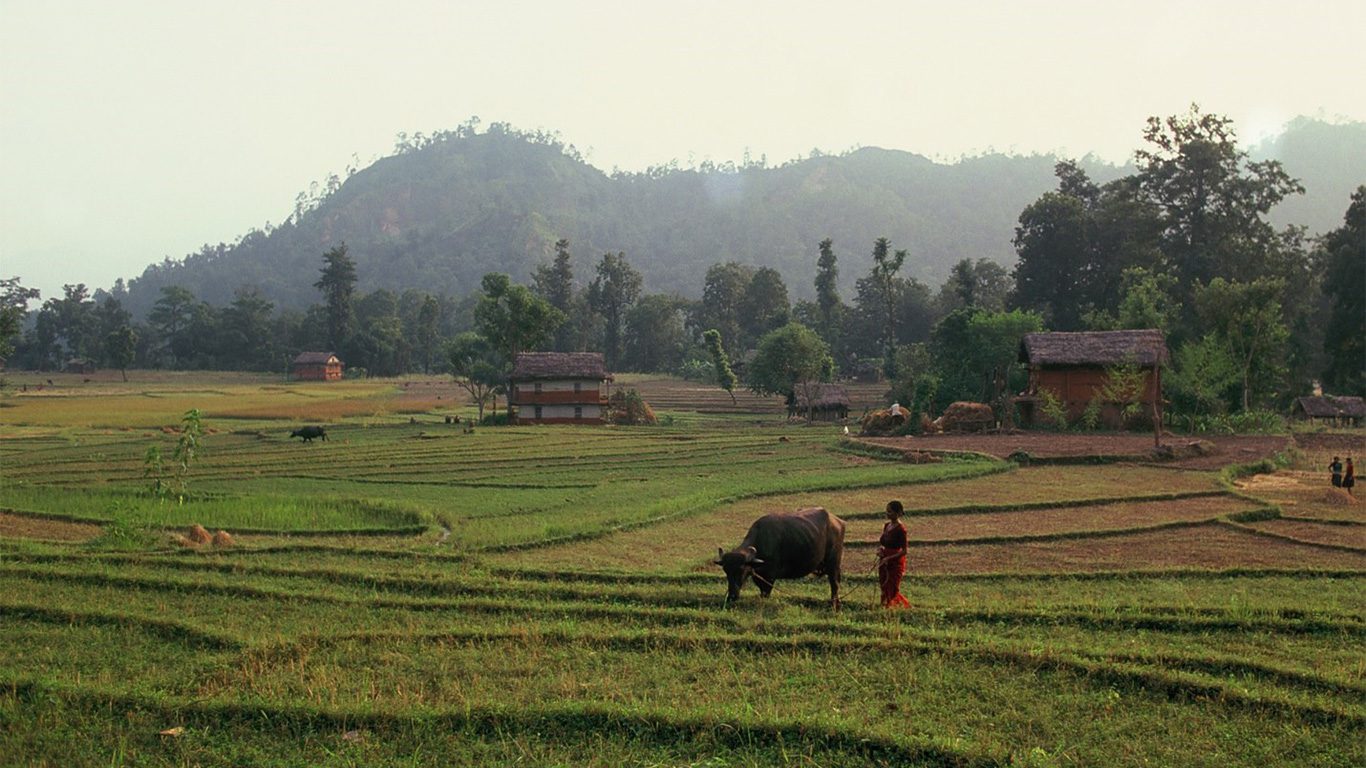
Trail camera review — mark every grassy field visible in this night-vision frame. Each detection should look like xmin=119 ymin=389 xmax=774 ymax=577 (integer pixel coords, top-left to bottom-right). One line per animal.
xmin=1 ymin=372 xmax=1363 ymax=766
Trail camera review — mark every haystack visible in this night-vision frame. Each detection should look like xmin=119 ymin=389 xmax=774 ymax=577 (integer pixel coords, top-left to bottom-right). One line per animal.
xmin=934 ymin=402 xmax=994 ymax=433
xmin=186 ymin=524 xmax=212 ymax=545
xmin=1323 ymin=488 xmax=1358 ymax=506
xmin=212 ymin=530 xmax=236 ymax=547
xmin=860 ymin=408 xmax=908 ymax=436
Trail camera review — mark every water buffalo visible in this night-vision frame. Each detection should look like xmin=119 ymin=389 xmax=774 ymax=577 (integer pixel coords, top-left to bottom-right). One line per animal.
xmin=715 ymin=506 xmax=845 ymax=608
xmin=290 ymin=425 xmax=328 ymax=443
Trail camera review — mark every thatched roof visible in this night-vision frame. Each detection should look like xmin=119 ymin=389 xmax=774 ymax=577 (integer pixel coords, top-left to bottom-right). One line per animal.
xmin=1293 ymin=395 xmax=1365 ymax=419
xmin=292 ymin=351 xmax=340 ymax=365
xmin=1019 ymin=330 xmax=1169 ymax=367
xmin=511 ymin=352 xmax=608 ymax=381
xmin=794 ymin=384 xmax=850 ymax=409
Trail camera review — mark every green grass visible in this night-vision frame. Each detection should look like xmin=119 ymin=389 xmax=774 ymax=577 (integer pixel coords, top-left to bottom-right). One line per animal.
xmin=1 ymin=375 xmax=1362 ymax=766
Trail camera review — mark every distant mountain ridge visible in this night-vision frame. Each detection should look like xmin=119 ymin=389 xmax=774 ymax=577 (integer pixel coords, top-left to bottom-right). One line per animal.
xmin=118 ymin=118 xmax=1364 ymax=317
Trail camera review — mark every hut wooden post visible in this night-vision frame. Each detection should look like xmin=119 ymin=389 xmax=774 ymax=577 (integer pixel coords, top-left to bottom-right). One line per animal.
xmin=1152 ymin=359 xmax=1162 ymax=448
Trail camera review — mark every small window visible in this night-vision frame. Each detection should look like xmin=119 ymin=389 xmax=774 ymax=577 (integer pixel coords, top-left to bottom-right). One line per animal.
xmin=534 ymin=382 xmax=542 ymax=393
xmin=574 ymin=406 xmax=583 ymax=420
xmin=534 ymin=406 xmax=543 ymax=420
xmin=574 ymin=382 xmax=582 ymax=393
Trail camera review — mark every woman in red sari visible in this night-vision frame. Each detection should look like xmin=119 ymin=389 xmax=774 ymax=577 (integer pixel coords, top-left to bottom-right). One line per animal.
xmin=878 ymin=500 xmax=911 ymax=608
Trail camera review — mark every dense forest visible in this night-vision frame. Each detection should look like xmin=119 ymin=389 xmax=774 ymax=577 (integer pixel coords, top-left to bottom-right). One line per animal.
xmin=2 ymin=108 xmax=1362 ymax=421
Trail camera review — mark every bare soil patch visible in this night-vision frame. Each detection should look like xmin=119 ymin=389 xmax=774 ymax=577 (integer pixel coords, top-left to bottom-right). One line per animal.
xmin=844 ymin=495 xmax=1254 ymax=544
xmin=1248 ymin=519 xmax=1366 ymax=550
xmin=0 ymin=511 xmax=100 ymax=542
xmin=883 ymin=523 xmax=1366 ymax=576
xmin=865 ymin=433 xmax=1291 ymax=469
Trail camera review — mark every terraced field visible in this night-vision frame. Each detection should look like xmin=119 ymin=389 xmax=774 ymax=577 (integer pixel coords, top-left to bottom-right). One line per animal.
xmin=1 ymin=376 xmax=1363 ymax=766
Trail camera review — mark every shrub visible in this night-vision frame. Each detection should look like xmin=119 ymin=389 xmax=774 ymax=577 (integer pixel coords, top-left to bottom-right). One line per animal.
xmin=1037 ymin=389 xmax=1069 ymax=430
xmin=606 ymin=389 xmax=658 ymax=426
xmin=677 ymin=358 xmax=714 ymax=383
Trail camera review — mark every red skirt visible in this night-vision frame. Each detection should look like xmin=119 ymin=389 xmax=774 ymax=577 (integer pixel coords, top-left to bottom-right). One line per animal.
xmin=878 ymin=554 xmax=910 ymax=609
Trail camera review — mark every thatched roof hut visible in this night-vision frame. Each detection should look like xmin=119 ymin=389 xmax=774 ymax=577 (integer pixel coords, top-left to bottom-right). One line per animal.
xmin=1016 ymin=330 xmax=1168 ymax=429
xmin=1019 ymin=330 xmax=1169 ymax=367
xmin=1292 ymin=395 xmax=1364 ymax=425
xmin=790 ymin=383 xmax=851 ymax=421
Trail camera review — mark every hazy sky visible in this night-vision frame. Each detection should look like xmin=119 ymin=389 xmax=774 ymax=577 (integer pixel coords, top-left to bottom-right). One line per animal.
xmin=3 ymin=0 xmax=1364 ymax=303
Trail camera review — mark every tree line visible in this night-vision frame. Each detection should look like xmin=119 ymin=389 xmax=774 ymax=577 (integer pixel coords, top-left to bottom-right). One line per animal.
xmin=2 ymin=106 xmax=1361 ymax=422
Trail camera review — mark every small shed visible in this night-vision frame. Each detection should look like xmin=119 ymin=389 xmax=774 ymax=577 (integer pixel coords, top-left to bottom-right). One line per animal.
xmin=509 ymin=352 xmax=611 ymax=424
xmin=291 ymin=352 xmax=344 ymax=381
xmin=1292 ymin=395 xmax=1364 ymax=427
xmin=789 ymin=384 xmax=851 ymax=421
xmin=1016 ymin=330 xmax=1169 ymax=429
xmin=63 ymin=358 xmax=95 ymax=375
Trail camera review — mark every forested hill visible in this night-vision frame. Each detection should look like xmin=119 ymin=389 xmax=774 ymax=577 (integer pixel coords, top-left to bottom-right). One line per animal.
xmin=118 ymin=118 xmax=1363 ymax=317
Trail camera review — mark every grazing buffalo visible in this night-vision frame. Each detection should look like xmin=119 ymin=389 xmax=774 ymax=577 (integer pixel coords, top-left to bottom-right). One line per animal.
xmin=290 ymin=425 xmax=328 ymax=443
xmin=715 ymin=506 xmax=845 ymax=608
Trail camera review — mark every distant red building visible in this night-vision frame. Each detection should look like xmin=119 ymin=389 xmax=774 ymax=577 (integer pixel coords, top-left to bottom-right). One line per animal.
xmin=291 ymin=352 xmax=344 ymax=381
xmin=509 ymin=352 xmax=610 ymax=424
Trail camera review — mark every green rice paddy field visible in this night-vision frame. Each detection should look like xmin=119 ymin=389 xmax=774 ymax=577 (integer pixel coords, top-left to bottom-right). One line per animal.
xmin=0 ymin=372 xmax=1363 ymax=767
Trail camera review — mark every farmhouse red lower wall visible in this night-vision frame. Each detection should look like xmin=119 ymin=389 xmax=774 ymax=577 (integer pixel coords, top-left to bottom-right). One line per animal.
xmin=515 ymin=417 xmax=605 ymax=425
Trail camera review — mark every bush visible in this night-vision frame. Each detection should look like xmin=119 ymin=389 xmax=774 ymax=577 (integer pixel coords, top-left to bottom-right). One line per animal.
xmin=677 ymin=358 xmax=714 ymax=383
xmin=1037 ymin=390 xmax=1069 ymax=430
xmin=1177 ymin=409 xmax=1287 ymax=435
xmin=606 ymin=389 xmax=658 ymax=426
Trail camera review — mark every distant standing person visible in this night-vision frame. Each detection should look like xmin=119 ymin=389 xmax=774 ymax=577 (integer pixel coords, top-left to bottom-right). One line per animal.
xmin=1329 ymin=456 xmax=1344 ymax=488
xmin=1344 ymin=457 xmax=1356 ymax=496
xmin=877 ymin=500 xmax=911 ymax=609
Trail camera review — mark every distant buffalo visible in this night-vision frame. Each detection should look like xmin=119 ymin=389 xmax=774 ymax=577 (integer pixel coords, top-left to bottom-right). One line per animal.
xmin=715 ymin=506 xmax=845 ymax=608
xmin=290 ymin=426 xmax=328 ymax=443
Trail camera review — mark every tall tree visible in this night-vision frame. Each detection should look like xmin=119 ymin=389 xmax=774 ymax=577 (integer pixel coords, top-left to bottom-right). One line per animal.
xmin=474 ymin=273 xmax=565 ymax=386
xmin=93 ymin=296 xmax=132 ymax=366
xmin=930 ymin=308 xmax=1043 ymax=407
xmin=34 ymin=284 xmax=99 ymax=366
xmin=1011 ymin=163 xmax=1099 ymax=330
xmin=314 ymin=243 xmax=358 ymax=352
xmin=447 ymin=332 xmax=504 ymax=421
xmin=105 ymin=325 xmax=137 ymax=382
xmin=353 ymin=289 xmax=409 ymax=376
xmin=745 ymin=322 xmax=835 ymax=421
xmin=1194 ymin=277 xmax=1290 ymax=411
xmin=1136 ymin=105 xmax=1303 ymax=291
xmin=148 ymin=286 xmax=198 ymax=367
xmin=623 ymin=294 xmax=687 ymax=372
xmin=739 ymin=266 xmax=790 ymax=343
xmin=587 ymin=252 xmax=643 ymax=369
xmin=1319 ymin=186 xmax=1366 ymax=394
xmin=1083 ymin=267 xmax=1180 ymax=333
xmin=415 ymin=294 xmax=441 ymax=374
xmin=869 ymin=238 xmax=907 ymax=378
xmin=219 ymin=287 xmax=276 ymax=370
xmin=703 ymin=329 xmax=738 ymax=404
xmin=0 ymin=278 xmax=40 ymax=362
xmin=814 ymin=238 xmax=842 ymax=349
xmin=534 ymin=238 xmax=578 ymax=352
xmin=694 ymin=262 xmax=754 ymax=356
xmin=941 ymin=258 xmax=1010 ymax=313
